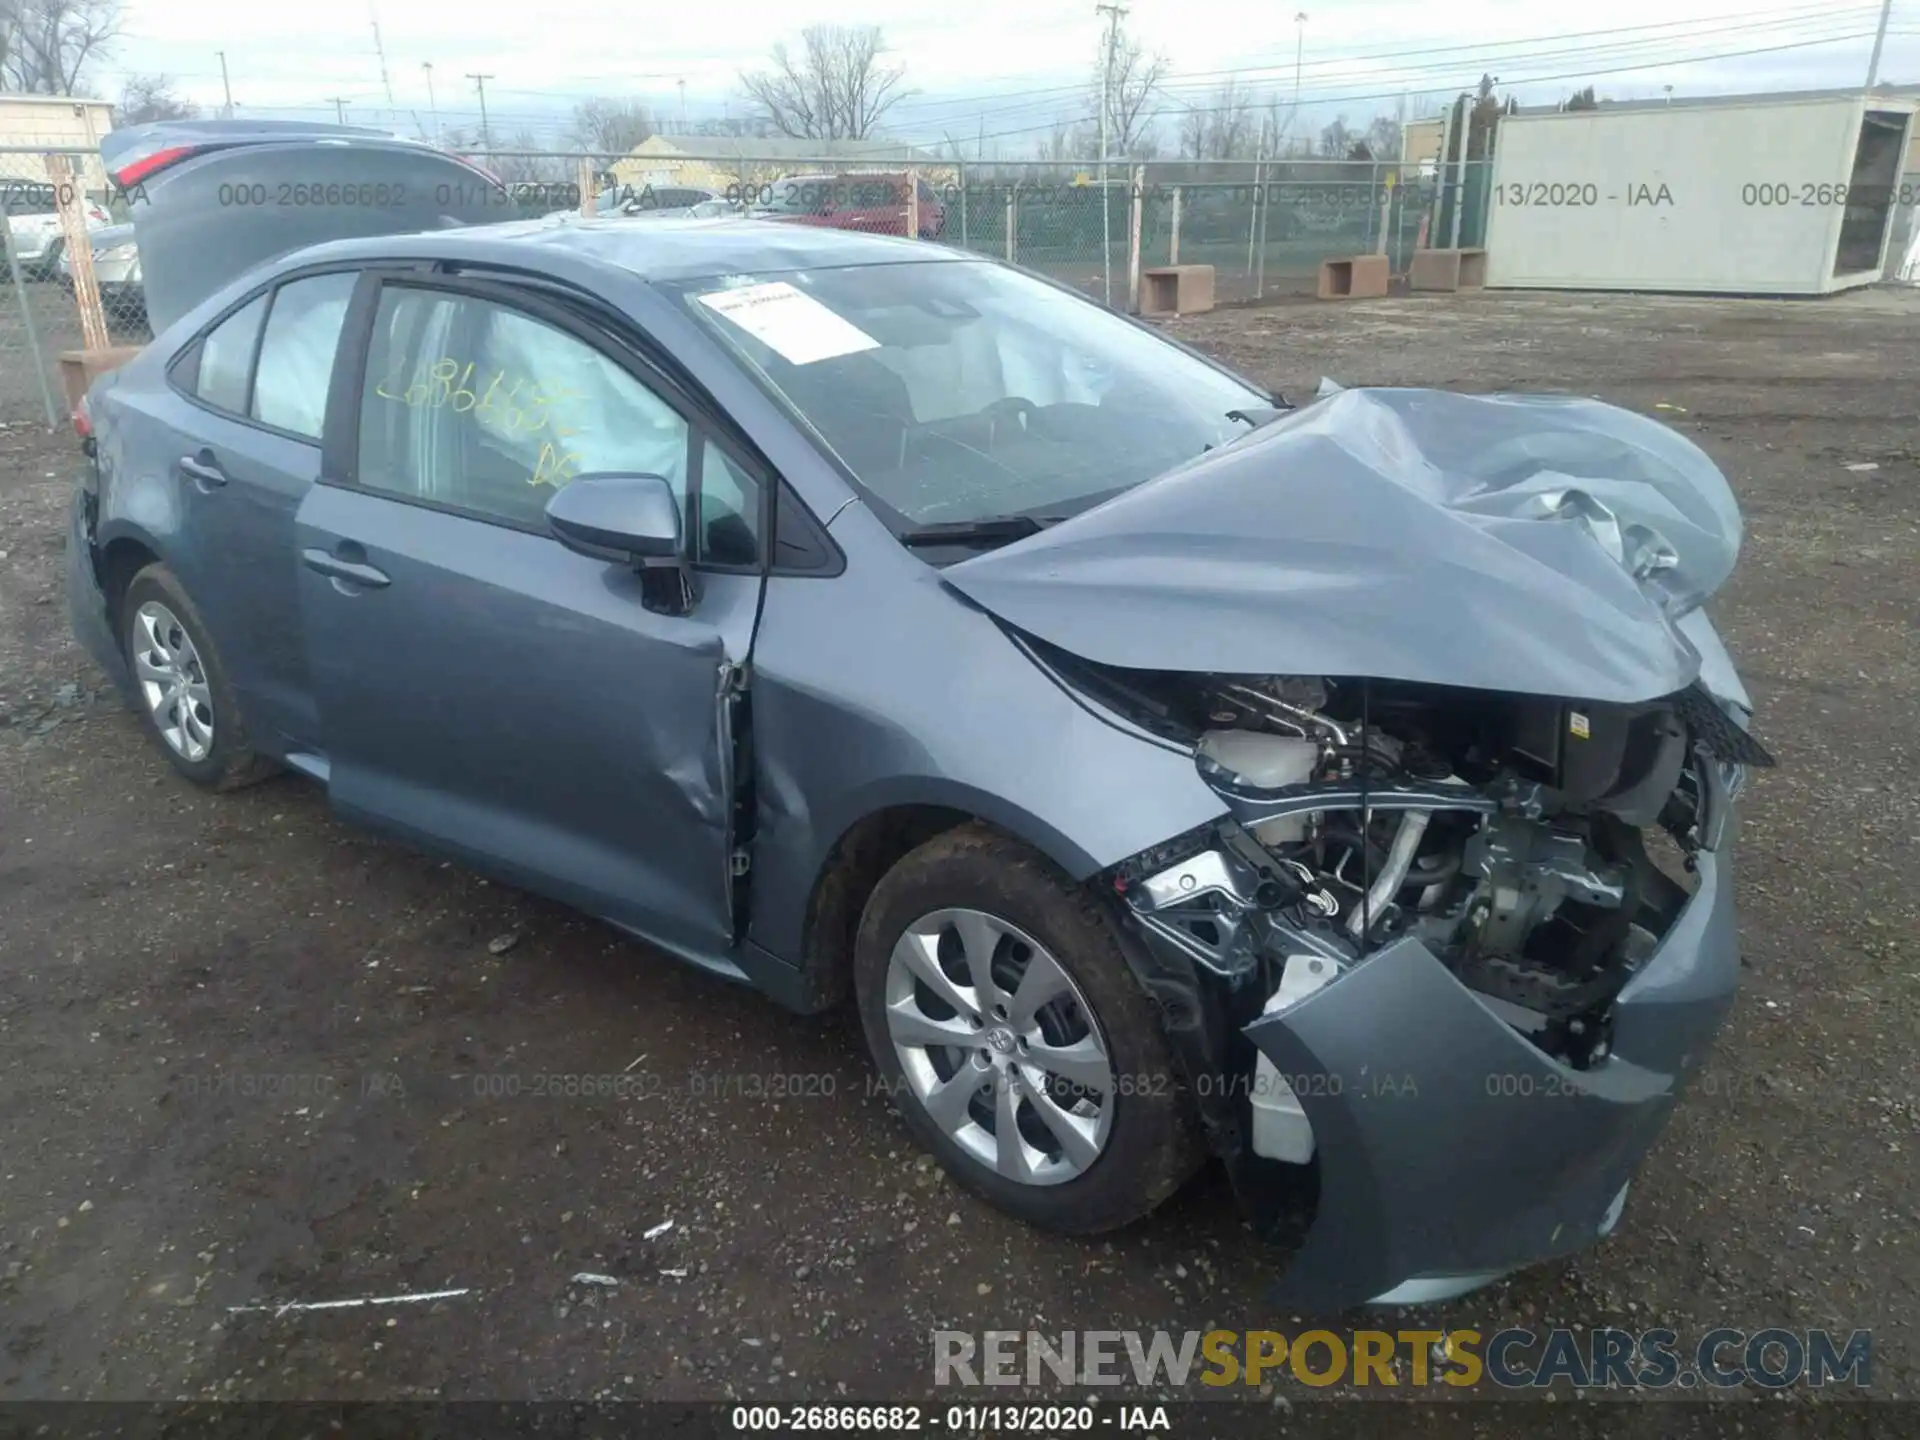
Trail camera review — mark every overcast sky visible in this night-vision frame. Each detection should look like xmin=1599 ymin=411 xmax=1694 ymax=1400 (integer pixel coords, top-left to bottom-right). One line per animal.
xmin=100 ymin=0 xmax=1918 ymax=152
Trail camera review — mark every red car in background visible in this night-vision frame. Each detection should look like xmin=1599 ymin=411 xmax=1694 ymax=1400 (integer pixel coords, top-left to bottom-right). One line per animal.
xmin=754 ymin=171 xmax=945 ymax=239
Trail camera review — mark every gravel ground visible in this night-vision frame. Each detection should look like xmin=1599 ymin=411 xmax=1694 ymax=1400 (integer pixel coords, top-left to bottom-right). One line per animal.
xmin=0 ymin=288 xmax=1915 ymax=1418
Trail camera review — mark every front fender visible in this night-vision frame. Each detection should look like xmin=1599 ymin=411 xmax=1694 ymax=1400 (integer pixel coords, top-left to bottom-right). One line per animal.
xmin=743 ymin=565 xmax=1228 ymax=970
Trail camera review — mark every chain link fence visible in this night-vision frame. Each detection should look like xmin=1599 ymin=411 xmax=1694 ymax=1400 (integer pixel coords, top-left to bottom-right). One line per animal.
xmin=3 ymin=145 xmax=150 ymax=427
xmin=3 ymin=143 xmax=1502 ymax=428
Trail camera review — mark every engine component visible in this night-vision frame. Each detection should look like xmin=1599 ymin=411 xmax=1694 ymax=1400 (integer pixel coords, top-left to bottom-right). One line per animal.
xmin=1196 ymin=730 xmax=1320 ymax=844
xmin=1346 ymin=808 xmax=1432 ymax=939
xmin=1459 ymin=815 xmax=1628 ymax=958
xmin=1205 ymin=676 xmax=1339 ymax=743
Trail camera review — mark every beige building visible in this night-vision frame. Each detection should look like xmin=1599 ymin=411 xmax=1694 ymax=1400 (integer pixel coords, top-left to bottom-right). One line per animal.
xmin=0 ymin=94 xmax=115 ymax=189
xmin=609 ymin=134 xmax=956 ymax=196
xmin=1401 ymin=116 xmax=1444 ymax=170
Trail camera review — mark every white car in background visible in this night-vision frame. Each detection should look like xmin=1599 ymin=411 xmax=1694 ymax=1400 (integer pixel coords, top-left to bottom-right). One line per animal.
xmin=56 ymin=222 xmax=145 ymax=322
xmin=542 ymin=184 xmax=740 ymax=222
xmin=3 ymin=181 xmax=112 ymax=278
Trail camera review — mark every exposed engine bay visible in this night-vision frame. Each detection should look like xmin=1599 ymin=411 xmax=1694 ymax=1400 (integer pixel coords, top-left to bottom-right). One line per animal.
xmin=1062 ymin=654 xmax=1774 ymax=1164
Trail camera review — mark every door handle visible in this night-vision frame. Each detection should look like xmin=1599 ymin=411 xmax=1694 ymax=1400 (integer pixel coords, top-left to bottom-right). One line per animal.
xmin=301 ymin=547 xmax=391 ymax=590
xmin=179 ymin=450 xmax=227 ymax=488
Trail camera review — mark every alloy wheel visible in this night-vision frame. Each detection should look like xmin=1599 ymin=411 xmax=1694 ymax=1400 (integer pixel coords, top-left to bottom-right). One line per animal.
xmin=131 ymin=600 xmax=215 ymax=763
xmin=883 ymin=907 xmax=1115 ymax=1186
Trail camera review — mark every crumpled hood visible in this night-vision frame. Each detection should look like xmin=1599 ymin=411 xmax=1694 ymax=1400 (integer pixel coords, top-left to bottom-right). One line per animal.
xmin=945 ymin=387 xmax=1744 ymax=704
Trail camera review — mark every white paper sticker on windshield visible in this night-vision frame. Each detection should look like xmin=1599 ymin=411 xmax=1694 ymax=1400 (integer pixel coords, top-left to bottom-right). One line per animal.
xmin=695 ymin=281 xmax=880 ymax=366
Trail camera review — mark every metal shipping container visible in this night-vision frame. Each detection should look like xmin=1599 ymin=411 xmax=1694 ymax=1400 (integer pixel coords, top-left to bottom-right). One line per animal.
xmin=1484 ymin=95 xmax=1917 ymax=295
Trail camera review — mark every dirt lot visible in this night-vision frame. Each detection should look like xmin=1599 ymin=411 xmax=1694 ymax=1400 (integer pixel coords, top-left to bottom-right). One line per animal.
xmin=1 ymin=289 xmax=1915 ymax=1416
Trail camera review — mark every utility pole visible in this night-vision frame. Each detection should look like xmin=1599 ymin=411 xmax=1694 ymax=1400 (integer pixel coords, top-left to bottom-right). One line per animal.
xmin=422 ymin=62 xmax=440 ymax=144
xmin=1292 ymin=12 xmax=1308 ymax=146
xmin=677 ymin=77 xmax=687 ymax=133
xmin=1865 ymin=0 xmax=1893 ymax=91
xmin=467 ymin=73 xmax=495 ymax=155
xmin=371 ymin=18 xmax=395 ymax=108
xmin=1095 ymin=1 xmax=1126 ymax=307
xmin=327 ymin=97 xmax=349 ymax=124
xmin=216 ymin=50 xmax=234 ymax=119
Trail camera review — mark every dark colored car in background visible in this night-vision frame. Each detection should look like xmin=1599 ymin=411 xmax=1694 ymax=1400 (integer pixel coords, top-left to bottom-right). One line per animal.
xmin=755 ymin=171 xmax=945 ymax=239
xmin=65 ymin=120 xmax=1769 ymax=1312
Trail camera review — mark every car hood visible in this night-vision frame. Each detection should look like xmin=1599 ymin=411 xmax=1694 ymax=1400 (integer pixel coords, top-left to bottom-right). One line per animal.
xmin=944 ymin=386 xmax=1743 ymax=704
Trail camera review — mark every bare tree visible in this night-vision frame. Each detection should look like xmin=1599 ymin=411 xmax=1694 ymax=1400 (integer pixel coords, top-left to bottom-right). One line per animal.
xmin=1033 ymin=118 xmax=1094 ymax=162
xmin=570 ymin=96 xmax=654 ymax=157
xmin=1091 ymin=30 xmax=1166 ymax=157
xmin=1202 ymin=79 xmax=1257 ymax=160
xmin=739 ymin=24 xmax=909 ymax=140
xmin=1361 ymin=115 xmax=1401 ymax=161
xmin=115 ymin=72 xmax=196 ymax=124
xmin=490 ymin=130 xmax=570 ymax=186
xmin=1318 ymin=116 xmax=1357 ymax=159
xmin=1 ymin=0 xmax=120 ymax=94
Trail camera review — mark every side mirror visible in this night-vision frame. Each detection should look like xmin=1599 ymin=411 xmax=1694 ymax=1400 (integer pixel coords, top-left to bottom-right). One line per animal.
xmin=546 ymin=473 xmax=682 ymax=565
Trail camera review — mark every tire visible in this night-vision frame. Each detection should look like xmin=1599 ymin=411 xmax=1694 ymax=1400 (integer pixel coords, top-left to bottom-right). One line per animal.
xmin=120 ymin=564 xmax=279 ymax=791
xmin=854 ymin=823 xmax=1202 ymax=1233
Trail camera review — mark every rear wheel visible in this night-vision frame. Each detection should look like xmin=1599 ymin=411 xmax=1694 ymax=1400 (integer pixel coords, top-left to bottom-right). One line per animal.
xmin=854 ymin=824 xmax=1201 ymax=1233
xmin=120 ymin=565 xmax=278 ymax=791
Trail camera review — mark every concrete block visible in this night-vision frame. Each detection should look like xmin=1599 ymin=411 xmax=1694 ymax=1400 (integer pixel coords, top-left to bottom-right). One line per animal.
xmin=1140 ymin=264 xmax=1216 ymax=316
xmin=1317 ymin=254 xmax=1390 ymax=300
xmin=1408 ymin=247 xmax=1489 ymax=292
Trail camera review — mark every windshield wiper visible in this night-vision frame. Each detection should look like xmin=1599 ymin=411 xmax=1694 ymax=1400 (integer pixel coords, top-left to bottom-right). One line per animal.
xmin=897 ymin=515 xmax=1060 ymax=548
xmin=1225 ymin=403 xmax=1291 ymax=430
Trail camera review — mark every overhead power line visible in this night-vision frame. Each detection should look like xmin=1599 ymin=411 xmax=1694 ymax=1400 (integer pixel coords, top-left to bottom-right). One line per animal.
xmin=962 ymin=28 xmax=1893 ymax=144
xmin=887 ymin=0 xmax=1876 ymax=117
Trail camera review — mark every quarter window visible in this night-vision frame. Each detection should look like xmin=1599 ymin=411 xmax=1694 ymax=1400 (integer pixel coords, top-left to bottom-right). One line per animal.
xmin=251 ymin=272 xmax=357 ymax=440
xmin=193 ymin=295 xmax=266 ymax=414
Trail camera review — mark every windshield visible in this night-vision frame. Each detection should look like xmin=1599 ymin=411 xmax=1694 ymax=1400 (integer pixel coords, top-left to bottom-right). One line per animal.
xmin=668 ymin=260 xmax=1264 ymax=529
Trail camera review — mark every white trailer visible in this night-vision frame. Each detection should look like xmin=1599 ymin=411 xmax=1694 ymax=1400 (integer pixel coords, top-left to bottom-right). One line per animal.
xmin=1483 ymin=95 xmax=1917 ymax=295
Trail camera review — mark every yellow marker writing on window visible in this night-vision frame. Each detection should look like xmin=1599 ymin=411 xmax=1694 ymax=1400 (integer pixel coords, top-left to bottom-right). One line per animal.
xmin=531 ymin=441 xmax=581 ymax=488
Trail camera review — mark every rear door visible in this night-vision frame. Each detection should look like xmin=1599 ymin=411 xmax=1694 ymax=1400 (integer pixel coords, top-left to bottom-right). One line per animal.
xmin=296 ymin=272 xmax=769 ymax=958
xmin=131 ymin=268 xmax=360 ymax=748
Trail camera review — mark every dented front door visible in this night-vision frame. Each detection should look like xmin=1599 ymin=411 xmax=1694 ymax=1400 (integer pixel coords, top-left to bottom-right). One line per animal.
xmin=295 ymin=275 xmax=762 ymax=959
xmin=297 ymin=482 xmax=761 ymax=956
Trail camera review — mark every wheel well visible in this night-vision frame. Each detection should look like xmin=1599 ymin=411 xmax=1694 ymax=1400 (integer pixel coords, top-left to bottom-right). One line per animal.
xmin=98 ymin=537 xmax=159 ymax=637
xmin=801 ymin=804 xmax=972 ymax=1007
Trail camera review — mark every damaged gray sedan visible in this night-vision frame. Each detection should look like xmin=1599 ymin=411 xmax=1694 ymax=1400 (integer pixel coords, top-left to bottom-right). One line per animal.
xmin=70 ymin=122 xmax=1770 ymax=1311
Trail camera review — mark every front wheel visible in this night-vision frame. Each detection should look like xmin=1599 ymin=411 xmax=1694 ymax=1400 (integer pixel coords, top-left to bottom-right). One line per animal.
xmin=854 ymin=824 xmax=1202 ymax=1233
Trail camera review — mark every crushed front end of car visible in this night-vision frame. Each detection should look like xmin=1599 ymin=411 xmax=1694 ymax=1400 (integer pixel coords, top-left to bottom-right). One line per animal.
xmin=1102 ymin=667 xmax=1768 ymax=1308
xmin=946 ymin=385 xmax=1774 ymax=1308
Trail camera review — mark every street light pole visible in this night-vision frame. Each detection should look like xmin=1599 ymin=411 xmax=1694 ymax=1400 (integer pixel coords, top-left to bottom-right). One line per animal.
xmin=216 ymin=51 xmax=234 ymax=119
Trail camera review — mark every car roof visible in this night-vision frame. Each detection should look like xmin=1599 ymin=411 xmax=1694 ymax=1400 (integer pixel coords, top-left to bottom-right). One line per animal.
xmin=288 ymin=215 xmax=971 ymax=284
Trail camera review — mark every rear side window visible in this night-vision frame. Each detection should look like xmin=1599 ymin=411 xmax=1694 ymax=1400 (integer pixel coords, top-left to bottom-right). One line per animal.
xmin=251 ymin=272 xmax=357 ymax=440
xmin=193 ymin=295 xmax=267 ymax=414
